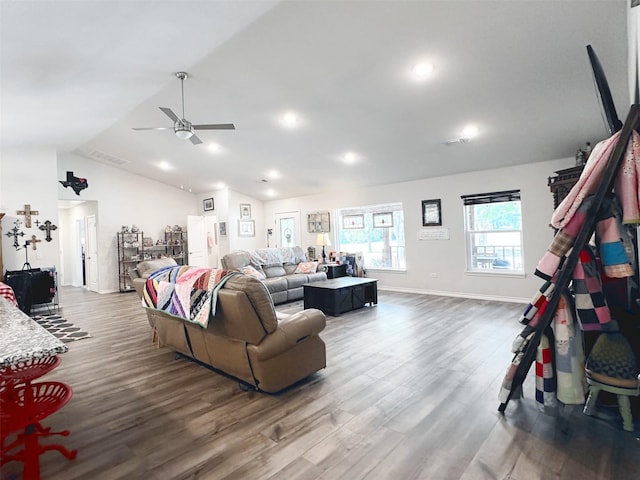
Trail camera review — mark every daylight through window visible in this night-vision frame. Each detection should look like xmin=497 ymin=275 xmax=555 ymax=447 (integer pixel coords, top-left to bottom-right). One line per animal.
xmin=462 ymin=190 xmax=523 ymax=274
xmin=336 ymin=203 xmax=406 ymax=270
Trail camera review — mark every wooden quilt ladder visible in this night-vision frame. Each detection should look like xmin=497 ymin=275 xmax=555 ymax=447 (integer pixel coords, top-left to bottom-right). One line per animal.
xmin=499 ymin=104 xmax=640 ymax=413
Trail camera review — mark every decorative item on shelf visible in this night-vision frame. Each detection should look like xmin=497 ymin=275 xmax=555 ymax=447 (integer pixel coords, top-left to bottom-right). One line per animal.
xmin=316 ymin=233 xmax=331 ymax=264
xmin=422 ymin=199 xmax=442 ymax=227
xmin=173 ymin=225 xmax=182 ymax=232
xmin=39 ymin=220 xmax=58 ymax=242
xmin=575 ymin=142 xmax=592 ymax=167
xmin=17 ymin=204 xmax=39 ymax=228
xmin=130 ymin=224 xmax=140 ymax=233
xmin=121 ymin=225 xmax=130 ymax=233
xmin=6 ymin=220 xmax=25 ymax=249
xmin=142 ymin=237 xmax=153 ymax=247
xmin=59 ymin=170 xmax=88 ymax=195
xmin=203 ymin=197 xmax=214 ymax=212
xmin=165 ymin=225 xmax=173 ymax=233
xmin=240 ymin=203 xmax=251 ymax=219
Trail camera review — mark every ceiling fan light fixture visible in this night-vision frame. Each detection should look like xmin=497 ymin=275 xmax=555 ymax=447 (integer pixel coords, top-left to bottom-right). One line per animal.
xmin=175 ymin=128 xmax=193 ymax=140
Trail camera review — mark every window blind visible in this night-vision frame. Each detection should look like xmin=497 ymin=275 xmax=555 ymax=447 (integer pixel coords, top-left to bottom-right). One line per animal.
xmin=460 ymin=189 xmax=520 ymax=206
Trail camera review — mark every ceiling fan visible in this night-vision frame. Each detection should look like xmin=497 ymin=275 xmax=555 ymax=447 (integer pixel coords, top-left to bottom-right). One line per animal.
xmin=133 ymin=72 xmax=235 ymax=145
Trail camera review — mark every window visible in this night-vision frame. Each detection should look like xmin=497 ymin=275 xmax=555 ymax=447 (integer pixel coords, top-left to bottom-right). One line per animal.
xmin=336 ymin=203 xmax=405 ymax=270
xmin=461 ymin=190 xmax=523 ymax=274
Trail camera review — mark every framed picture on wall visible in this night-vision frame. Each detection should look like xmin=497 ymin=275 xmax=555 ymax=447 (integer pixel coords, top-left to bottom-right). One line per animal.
xmin=422 ymin=199 xmax=442 ymax=226
xmin=203 ymin=198 xmax=214 ymax=211
xmin=238 ymin=219 xmax=255 ymax=237
xmin=218 ymin=222 xmax=227 ymax=237
xmin=343 ymin=214 xmax=364 ymax=229
xmin=373 ymin=212 xmax=393 ymax=228
xmin=240 ymin=203 xmax=251 ymax=219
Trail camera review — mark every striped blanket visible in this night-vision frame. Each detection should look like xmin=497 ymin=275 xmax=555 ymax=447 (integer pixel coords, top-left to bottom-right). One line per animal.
xmin=142 ymin=266 xmax=238 ymax=328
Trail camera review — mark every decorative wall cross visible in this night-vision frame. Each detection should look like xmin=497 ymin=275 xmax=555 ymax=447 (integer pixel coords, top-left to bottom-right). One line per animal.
xmin=17 ymin=204 xmax=39 ymax=228
xmin=6 ymin=222 xmax=25 ymax=249
xmin=39 ymin=220 xmax=58 ymax=242
xmin=30 ymin=235 xmax=42 ymax=250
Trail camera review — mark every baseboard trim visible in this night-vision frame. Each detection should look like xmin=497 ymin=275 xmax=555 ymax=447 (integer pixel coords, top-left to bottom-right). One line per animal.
xmin=378 ymin=286 xmax=529 ymax=304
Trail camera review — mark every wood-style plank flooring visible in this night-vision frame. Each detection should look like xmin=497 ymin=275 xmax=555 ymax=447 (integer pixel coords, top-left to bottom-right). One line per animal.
xmin=4 ymin=286 xmax=640 ymax=479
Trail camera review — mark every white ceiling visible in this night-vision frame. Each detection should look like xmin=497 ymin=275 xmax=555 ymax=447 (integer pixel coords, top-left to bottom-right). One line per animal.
xmin=0 ymin=1 xmax=632 ymax=200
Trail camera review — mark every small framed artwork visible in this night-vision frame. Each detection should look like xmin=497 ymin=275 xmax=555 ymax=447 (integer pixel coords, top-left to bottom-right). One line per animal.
xmin=219 ymin=222 xmax=227 ymax=237
xmin=203 ymin=198 xmax=214 ymax=211
xmin=240 ymin=203 xmax=251 ymax=219
xmin=343 ymin=214 xmax=364 ymax=229
xmin=238 ymin=219 xmax=255 ymax=237
xmin=307 ymin=211 xmax=330 ymax=233
xmin=422 ymin=199 xmax=442 ymax=226
xmin=373 ymin=212 xmax=393 ymax=228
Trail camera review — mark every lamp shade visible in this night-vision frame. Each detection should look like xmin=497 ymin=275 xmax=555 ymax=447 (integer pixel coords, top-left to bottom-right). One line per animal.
xmin=316 ymin=233 xmax=331 ymax=247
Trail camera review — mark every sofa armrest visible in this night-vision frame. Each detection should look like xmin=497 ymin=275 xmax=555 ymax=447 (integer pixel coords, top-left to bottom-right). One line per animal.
xmin=247 ymin=309 xmax=326 ymax=360
xmin=133 ymin=278 xmax=147 ymax=298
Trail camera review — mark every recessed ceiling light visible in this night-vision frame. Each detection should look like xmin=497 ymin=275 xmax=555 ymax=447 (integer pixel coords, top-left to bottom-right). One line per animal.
xmin=266 ymin=189 xmax=276 ymax=197
xmin=412 ymin=62 xmax=435 ymax=80
xmin=207 ymin=142 xmax=221 ymax=153
xmin=343 ymin=151 xmax=358 ymax=165
xmin=214 ymin=182 xmax=226 ymax=190
xmin=266 ymin=170 xmax=280 ymax=180
xmin=460 ymin=125 xmax=479 ymax=139
xmin=158 ymin=160 xmax=172 ymax=171
xmin=281 ymin=111 xmax=299 ymax=128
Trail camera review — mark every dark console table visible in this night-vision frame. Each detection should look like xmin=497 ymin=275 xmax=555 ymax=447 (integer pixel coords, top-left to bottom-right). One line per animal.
xmin=303 ymin=277 xmax=377 ymax=316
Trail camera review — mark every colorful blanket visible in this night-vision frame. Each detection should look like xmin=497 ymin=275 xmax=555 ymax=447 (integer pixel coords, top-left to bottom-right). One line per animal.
xmin=142 ymin=266 xmax=239 ymax=328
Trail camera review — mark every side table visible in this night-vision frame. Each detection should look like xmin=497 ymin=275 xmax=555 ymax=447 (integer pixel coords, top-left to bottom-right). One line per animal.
xmin=324 ymin=263 xmax=347 ymax=279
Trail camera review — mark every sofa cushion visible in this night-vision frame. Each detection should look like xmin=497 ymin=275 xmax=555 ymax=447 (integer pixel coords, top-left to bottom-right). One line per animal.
xmin=283 ymin=264 xmax=298 ymax=275
xmin=222 ymin=275 xmax=278 ymax=333
xmin=286 ymin=274 xmax=309 ymax=289
xmin=263 ymin=265 xmax=286 ymax=278
xmin=262 ymin=277 xmax=288 ymax=294
xmin=136 ymin=258 xmax=178 ymax=279
xmin=240 ymin=265 xmax=266 ymax=280
xmin=294 ymin=261 xmax=318 ymax=274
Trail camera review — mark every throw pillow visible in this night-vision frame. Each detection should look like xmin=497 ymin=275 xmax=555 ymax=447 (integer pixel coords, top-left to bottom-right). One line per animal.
xmin=240 ymin=265 xmax=266 ymax=280
xmin=294 ymin=261 xmax=319 ymax=274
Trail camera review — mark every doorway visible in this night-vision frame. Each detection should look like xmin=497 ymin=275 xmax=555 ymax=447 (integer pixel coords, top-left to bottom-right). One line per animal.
xmin=58 ymin=200 xmax=98 ymax=291
xmin=274 ymin=211 xmax=301 ymax=248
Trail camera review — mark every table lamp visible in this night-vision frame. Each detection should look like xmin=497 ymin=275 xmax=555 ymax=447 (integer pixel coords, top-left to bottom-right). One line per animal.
xmin=316 ymin=233 xmax=331 ymax=264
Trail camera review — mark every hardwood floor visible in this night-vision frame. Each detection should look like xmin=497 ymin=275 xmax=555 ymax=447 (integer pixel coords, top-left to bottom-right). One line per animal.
xmin=4 ymin=286 xmax=640 ymax=479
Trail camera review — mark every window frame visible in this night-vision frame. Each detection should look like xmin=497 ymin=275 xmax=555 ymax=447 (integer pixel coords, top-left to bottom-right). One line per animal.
xmin=335 ymin=202 xmax=406 ymax=272
xmin=461 ymin=190 xmax=524 ymax=275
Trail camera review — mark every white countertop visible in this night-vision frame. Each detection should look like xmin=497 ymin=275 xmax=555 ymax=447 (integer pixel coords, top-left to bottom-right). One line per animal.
xmin=0 ymin=296 xmax=68 ymax=367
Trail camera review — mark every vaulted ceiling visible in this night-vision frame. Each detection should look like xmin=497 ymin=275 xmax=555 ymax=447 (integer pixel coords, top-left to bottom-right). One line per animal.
xmin=0 ymin=1 xmax=631 ymax=200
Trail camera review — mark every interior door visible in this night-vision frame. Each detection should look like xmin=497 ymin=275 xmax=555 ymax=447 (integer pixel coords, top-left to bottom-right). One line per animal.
xmin=187 ymin=215 xmax=206 ymax=267
xmin=274 ymin=211 xmax=300 ymax=248
xmin=85 ymin=214 xmax=98 ymax=292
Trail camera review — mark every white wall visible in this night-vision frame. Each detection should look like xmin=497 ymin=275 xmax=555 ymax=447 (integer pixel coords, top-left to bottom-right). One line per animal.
xmin=265 ymin=156 xmax=570 ymax=303
xmin=227 ymin=190 xmax=265 ymax=253
xmin=57 ymin=153 xmax=199 ymax=292
xmin=630 ymin=2 xmax=640 ymax=102
xmin=1 ymin=148 xmax=60 ymax=272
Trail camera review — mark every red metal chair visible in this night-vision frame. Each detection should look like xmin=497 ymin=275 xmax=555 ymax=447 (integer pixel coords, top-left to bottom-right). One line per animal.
xmin=0 ymin=356 xmax=61 ymax=391
xmin=1 ymin=381 xmax=77 ymax=479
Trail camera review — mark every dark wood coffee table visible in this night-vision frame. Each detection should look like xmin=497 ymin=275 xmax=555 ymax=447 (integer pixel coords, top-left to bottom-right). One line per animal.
xmin=303 ymin=277 xmax=377 ymax=316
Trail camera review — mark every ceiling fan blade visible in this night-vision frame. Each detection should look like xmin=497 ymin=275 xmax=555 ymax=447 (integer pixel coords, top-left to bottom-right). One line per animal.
xmin=159 ymin=107 xmax=179 ymax=123
xmin=190 ymin=134 xmax=203 ymax=145
xmin=132 ymin=127 xmax=171 ymax=131
xmin=193 ymin=123 xmax=236 ymax=130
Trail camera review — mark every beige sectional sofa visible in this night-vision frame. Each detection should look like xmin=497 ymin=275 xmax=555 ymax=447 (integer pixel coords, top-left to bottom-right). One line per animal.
xmin=133 ymin=272 xmax=327 ymax=393
xmin=221 ymin=246 xmax=327 ymax=305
